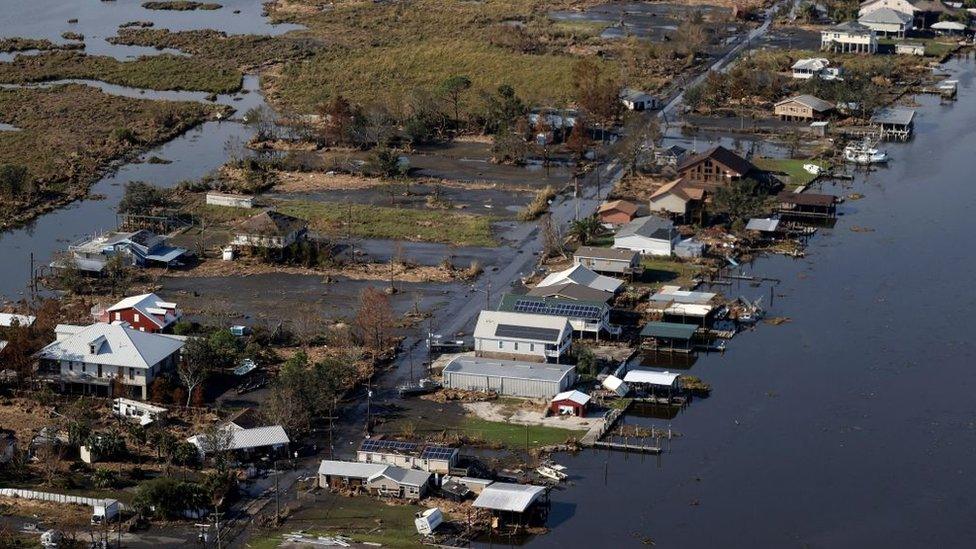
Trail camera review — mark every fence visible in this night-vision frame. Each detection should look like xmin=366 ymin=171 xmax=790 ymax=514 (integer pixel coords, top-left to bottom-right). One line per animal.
xmin=0 ymin=488 xmax=127 ymax=510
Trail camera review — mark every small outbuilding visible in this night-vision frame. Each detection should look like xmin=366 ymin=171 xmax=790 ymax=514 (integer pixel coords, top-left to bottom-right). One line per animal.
xmin=619 ymin=88 xmax=659 ymax=111
xmin=895 ymin=42 xmax=925 ymax=56
xmin=549 ymin=390 xmax=591 ymax=416
xmin=597 ymin=200 xmax=640 ymax=226
xmin=871 ymin=107 xmax=915 ymax=140
xmin=472 ymin=482 xmax=548 ymax=527
xmin=601 ymin=375 xmax=630 ymax=397
xmin=640 ymin=321 xmax=698 ymax=353
xmin=623 ymin=369 xmax=682 ymax=394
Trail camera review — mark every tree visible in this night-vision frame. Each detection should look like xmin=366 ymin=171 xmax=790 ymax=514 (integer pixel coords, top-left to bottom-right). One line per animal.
xmin=565 ymin=118 xmax=592 ymax=165
xmin=198 ymin=423 xmax=234 ymax=472
xmin=118 ymin=181 xmax=168 ymax=214
xmin=491 ymin=131 xmax=528 ymax=165
xmin=568 ymin=217 xmax=603 ymax=245
xmin=316 ymin=95 xmax=357 ymax=146
xmin=540 ymin=213 xmax=566 ymax=259
xmin=178 ymin=337 xmax=216 ymax=407
xmin=244 ymin=105 xmax=278 ymax=142
xmin=480 ymin=84 xmax=526 ymax=134
xmin=572 ymin=58 xmax=622 ymax=129
xmin=364 ymin=147 xmax=406 ymax=178
xmin=0 ymin=164 xmax=31 ymax=199
xmin=711 ymin=178 xmax=768 ymax=227
xmin=134 ymin=478 xmax=208 ymax=519
xmin=355 ymin=287 xmax=395 ymax=356
xmin=574 ymin=343 xmax=598 ymax=377
xmin=440 ymin=75 xmax=472 ymax=131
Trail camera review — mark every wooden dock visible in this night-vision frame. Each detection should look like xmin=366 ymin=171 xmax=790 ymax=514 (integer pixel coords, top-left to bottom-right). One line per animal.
xmin=591 ymin=440 xmax=662 ymax=454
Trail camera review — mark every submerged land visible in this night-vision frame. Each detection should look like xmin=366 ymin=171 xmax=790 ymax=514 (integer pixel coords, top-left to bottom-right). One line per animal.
xmin=1 ymin=0 xmax=975 ymax=547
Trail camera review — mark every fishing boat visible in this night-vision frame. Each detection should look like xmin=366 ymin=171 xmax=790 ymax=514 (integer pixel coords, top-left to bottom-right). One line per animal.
xmin=536 ymin=465 xmax=567 ymax=482
xmin=843 ymin=140 xmax=888 ymax=164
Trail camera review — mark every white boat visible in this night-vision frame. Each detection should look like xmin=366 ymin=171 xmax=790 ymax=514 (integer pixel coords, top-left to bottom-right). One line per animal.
xmin=843 ymin=140 xmax=888 ymax=165
xmin=536 ymin=465 xmax=567 ymax=481
xmin=802 ymin=163 xmax=822 ymax=175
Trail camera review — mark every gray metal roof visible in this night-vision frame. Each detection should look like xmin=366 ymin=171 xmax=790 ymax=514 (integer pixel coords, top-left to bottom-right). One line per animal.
xmin=318 ymin=460 xmax=388 ymax=478
xmin=526 ymin=282 xmax=613 ymax=303
xmin=776 ymin=94 xmax=834 ymax=112
xmin=444 ymin=356 xmax=576 ymax=384
xmin=473 ymin=482 xmax=546 ymax=513
xmin=831 ymin=21 xmax=874 ymax=34
xmin=745 ymin=218 xmax=781 ymax=232
xmin=189 ymin=425 xmax=290 ymax=453
xmin=38 ymin=322 xmax=185 ymax=369
xmin=376 ymin=467 xmax=432 ymax=487
xmin=615 ymin=216 xmax=676 ymax=241
xmin=574 ymin=246 xmax=639 ymax=262
xmin=871 ymin=107 xmax=916 ymax=126
xmin=859 ymin=7 xmax=912 ymax=25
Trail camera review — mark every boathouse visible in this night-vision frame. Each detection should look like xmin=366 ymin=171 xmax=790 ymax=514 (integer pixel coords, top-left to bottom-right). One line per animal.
xmin=640 ymin=321 xmax=698 ymax=353
xmin=871 ymin=107 xmax=915 ymax=141
xmin=777 ymin=192 xmax=837 ymax=219
xmin=473 ymin=482 xmax=548 ymax=528
xmin=623 ymin=369 xmax=681 ymax=394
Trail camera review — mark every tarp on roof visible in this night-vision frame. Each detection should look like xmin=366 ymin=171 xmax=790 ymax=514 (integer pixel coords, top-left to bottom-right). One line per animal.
xmin=473 ymin=482 xmax=546 ymax=513
xmin=640 ymin=321 xmax=697 ymax=340
xmin=623 ymin=369 xmax=681 ymax=387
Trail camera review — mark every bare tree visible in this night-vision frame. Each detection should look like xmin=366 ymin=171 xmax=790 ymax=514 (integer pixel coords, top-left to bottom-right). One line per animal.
xmin=178 ymin=337 xmax=213 ymax=408
xmin=354 ymin=287 xmax=395 ymax=356
xmin=540 ymin=213 xmax=566 ymax=259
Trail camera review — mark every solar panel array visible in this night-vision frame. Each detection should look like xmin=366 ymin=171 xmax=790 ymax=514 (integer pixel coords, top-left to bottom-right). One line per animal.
xmin=420 ymin=446 xmax=457 ymax=460
xmin=495 ymin=324 xmax=561 ymax=341
xmin=360 ymin=439 xmax=419 ymax=454
xmin=513 ymin=298 xmax=602 ymax=320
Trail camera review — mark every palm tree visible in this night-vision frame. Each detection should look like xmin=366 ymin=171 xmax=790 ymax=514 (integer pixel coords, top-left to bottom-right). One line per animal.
xmin=568 ymin=217 xmax=603 ymax=245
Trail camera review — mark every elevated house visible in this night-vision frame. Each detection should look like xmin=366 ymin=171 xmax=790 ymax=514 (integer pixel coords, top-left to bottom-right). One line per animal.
xmin=526 ymin=282 xmax=615 ymax=304
xmin=596 ymin=199 xmax=640 ymax=226
xmin=676 ymin=146 xmax=761 ymax=190
xmin=648 ymin=178 xmax=705 ymax=220
xmin=473 ymin=310 xmax=573 ymax=363
xmin=536 ymin=264 xmax=624 ymax=295
xmin=573 ymin=246 xmax=641 ymax=277
xmin=821 ymin=21 xmax=878 ymax=54
xmin=441 ymin=355 xmax=577 ymax=399
xmin=613 ymin=216 xmax=680 ymax=257
xmin=93 ymin=293 xmax=181 ymax=333
xmin=318 ymin=460 xmax=433 ymax=499
xmin=36 ymin=323 xmax=185 ymax=399
xmin=58 ymin=230 xmax=189 ymax=273
xmin=790 ymin=58 xmax=831 ymax=79
xmin=859 ymin=7 xmax=913 ymax=36
xmin=233 ymin=210 xmax=308 ymax=249
xmin=774 ymin=95 xmax=834 ymax=121
xmin=356 ymin=439 xmax=459 ymax=474
xmin=496 ymin=293 xmax=619 ymax=340
xmin=859 ymin=0 xmax=959 ymax=29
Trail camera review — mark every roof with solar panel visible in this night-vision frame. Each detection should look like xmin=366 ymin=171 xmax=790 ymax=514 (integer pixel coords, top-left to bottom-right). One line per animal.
xmin=473 ymin=310 xmax=572 ymax=343
xmin=496 ymin=293 xmax=606 ymax=322
xmin=358 ymin=438 xmax=458 ymax=461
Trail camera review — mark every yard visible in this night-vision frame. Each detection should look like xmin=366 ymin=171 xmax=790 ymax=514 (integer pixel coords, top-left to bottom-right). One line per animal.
xmin=640 ymin=256 xmax=703 ymax=287
xmin=277 ymin=200 xmax=496 ymax=247
xmin=461 ymin=416 xmax=585 ymax=449
xmin=753 ymin=157 xmax=828 ymax=188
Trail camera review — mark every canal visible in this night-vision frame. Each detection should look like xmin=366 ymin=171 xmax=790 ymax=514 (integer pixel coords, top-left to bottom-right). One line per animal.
xmin=525 ymin=55 xmax=976 ymax=547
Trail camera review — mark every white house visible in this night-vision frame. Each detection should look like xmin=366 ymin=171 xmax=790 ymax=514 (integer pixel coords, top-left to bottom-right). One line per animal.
xmin=613 ymin=216 xmax=680 ymax=256
xmin=188 ymin=425 xmax=290 ymax=457
xmin=536 ymin=264 xmax=624 ymax=294
xmin=858 ymin=0 xmax=917 ymax=18
xmin=790 ymin=58 xmax=831 ymax=79
xmin=473 ymin=310 xmax=573 ymax=363
xmin=36 ymin=323 xmax=185 ymax=399
xmin=648 ymin=178 xmax=704 ymax=217
xmin=821 ymin=21 xmax=878 ymax=54
xmin=620 ymin=88 xmax=659 ymax=111
xmin=859 ymin=7 xmax=913 ymax=36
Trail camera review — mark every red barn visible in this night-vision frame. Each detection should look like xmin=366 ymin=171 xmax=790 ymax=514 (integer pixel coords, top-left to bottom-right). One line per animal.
xmin=549 ymin=390 xmax=591 ymax=417
xmin=96 ymin=293 xmax=181 ymax=333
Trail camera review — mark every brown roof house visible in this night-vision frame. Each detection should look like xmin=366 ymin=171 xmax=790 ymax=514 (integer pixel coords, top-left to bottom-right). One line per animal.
xmin=774 ymin=95 xmax=834 ymax=121
xmin=233 ymin=210 xmax=308 ymax=249
xmin=677 ymin=146 xmax=759 ymax=190
xmin=597 ymin=200 xmax=640 ymax=226
xmin=648 ymin=178 xmax=706 ymax=217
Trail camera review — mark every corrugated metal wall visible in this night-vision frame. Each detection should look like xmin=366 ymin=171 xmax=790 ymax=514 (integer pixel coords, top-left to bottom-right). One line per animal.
xmin=443 ymin=371 xmax=570 ymax=399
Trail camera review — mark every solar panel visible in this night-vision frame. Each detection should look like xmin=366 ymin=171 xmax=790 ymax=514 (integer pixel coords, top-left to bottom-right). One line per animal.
xmin=495 ymin=324 xmax=561 ymax=341
xmin=512 ymin=298 xmax=602 ymax=321
xmin=421 ymin=446 xmax=456 ymax=460
xmin=360 ymin=439 xmax=420 ymax=454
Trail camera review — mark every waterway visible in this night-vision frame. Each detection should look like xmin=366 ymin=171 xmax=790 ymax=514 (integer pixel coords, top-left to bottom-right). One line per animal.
xmin=0 ymin=0 xmax=293 ymax=301
xmin=524 ymin=56 xmax=976 ymax=547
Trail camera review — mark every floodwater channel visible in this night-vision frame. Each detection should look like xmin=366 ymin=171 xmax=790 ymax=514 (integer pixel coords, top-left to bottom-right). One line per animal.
xmin=518 ymin=56 xmax=976 ymax=548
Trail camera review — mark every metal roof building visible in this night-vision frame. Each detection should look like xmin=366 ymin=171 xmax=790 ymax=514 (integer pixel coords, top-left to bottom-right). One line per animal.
xmin=623 ymin=369 xmax=681 ymax=388
xmin=442 ymin=355 xmax=577 ymax=399
xmin=472 ymin=482 xmax=547 ymax=514
xmin=537 ymin=264 xmax=624 ymax=294
xmin=188 ymin=425 xmax=290 ymax=454
xmin=473 ymin=310 xmax=573 ymax=362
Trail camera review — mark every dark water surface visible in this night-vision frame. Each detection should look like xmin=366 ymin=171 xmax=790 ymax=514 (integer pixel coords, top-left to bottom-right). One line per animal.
xmin=525 ymin=58 xmax=976 ymax=548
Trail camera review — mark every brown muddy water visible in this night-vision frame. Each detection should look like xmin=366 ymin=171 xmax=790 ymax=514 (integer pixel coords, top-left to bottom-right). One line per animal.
xmin=511 ymin=57 xmax=976 ymax=548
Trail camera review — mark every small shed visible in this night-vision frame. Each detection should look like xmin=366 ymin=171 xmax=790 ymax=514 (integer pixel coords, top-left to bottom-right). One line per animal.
xmin=473 ymin=482 xmax=548 ymax=526
xmin=602 ymin=375 xmax=630 ymax=397
xmin=549 ymin=390 xmax=591 ymax=416
xmin=206 ymin=192 xmax=254 ymax=209
xmin=895 ymin=42 xmax=925 ymax=56
xmin=597 ymin=200 xmax=640 ymax=226
xmin=640 ymin=321 xmax=698 ymax=353
xmin=620 ymin=88 xmax=659 ymax=111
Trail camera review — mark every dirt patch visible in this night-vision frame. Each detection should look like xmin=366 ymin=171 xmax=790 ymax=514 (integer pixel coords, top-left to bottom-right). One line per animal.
xmin=162 ymin=256 xmax=465 ymax=284
xmin=0 ymin=497 xmax=91 ymax=525
xmin=463 ymin=400 xmax=598 ymax=430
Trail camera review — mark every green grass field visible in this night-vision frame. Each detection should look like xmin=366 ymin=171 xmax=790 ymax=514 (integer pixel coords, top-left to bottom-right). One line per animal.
xmin=278 ymin=200 xmax=496 ymax=247
xmin=753 ymin=157 xmax=828 ymax=188
xmin=639 ymin=256 xmax=703 ymax=287
xmin=462 ymin=416 xmax=585 ymax=448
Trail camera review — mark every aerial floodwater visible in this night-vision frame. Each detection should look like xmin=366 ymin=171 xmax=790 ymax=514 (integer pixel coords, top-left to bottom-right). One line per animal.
xmin=526 ymin=56 xmax=976 ymax=548
xmin=0 ymin=0 xmax=292 ymax=300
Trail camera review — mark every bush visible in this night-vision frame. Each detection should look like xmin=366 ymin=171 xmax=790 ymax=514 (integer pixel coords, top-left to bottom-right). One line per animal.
xmin=171 ymin=320 xmax=194 ymax=336
xmin=118 ymin=181 xmax=169 ymax=214
xmin=134 ymin=478 xmax=208 ymax=519
xmin=92 ymin=469 xmax=118 ymax=489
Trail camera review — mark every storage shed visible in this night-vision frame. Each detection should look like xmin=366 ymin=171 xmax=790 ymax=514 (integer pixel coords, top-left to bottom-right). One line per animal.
xmin=549 ymin=390 xmax=591 ymax=416
xmin=441 ymin=355 xmax=577 ymax=399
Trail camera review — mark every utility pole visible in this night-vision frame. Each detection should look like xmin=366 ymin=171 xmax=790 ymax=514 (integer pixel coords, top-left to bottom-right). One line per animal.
xmin=274 ymin=461 xmax=281 ymax=523
xmin=214 ymin=504 xmax=222 ymax=549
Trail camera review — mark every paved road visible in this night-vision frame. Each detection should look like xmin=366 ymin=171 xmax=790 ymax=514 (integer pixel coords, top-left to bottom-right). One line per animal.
xmin=223 ymin=5 xmax=787 ymax=546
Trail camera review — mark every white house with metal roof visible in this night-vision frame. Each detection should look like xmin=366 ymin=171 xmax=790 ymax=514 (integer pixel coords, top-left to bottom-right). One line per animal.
xmin=536 ymin=264 xmax=624 ymax=294
xmin=859 ymin=7 xmax=913 ymax=36
xmin=613 ymin=216 xmax=680 ymax=256
xmin=791 ymin=58 xmax=831 ymax=79
xmin=473 ymin=310 xmax=573 ymax=363
xmin=821 ymin=21 xmax=878 ymax=54
xmin=36 ymin=323 xmax=185 ymax=399
xmin=442 ymin=355 xmax=577 ymax=399
xmin=318 ymin=460 xmax=433 ymax=499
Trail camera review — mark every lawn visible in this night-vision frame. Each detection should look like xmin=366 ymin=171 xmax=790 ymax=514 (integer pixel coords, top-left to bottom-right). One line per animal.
xmin=462 ymin=416 xmax=585 ymax=449
xmin=639 ymin=256 xmax=702 ymax=287
xmin=879 ymin=37 xmax=958 ymax=58
xmin=247 ymin=494 xmax=426 ymax=549
xmin=278 ymin=200 xmax=496 ymax=247
xmin=753 ymin=157 xmax=828 ymax=188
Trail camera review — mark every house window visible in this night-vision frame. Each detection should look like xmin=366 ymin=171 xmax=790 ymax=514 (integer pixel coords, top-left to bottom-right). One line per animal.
xmin=134 ymin=313 xmax=140 ymax=322
xmin=81 ymin=364 xmax=86 ymax=374
xmin=129 ymin=368 xmax=135 ymax=380
xmin=498 ymin=341 xmax=503 ymax=349
xmin=115 ymin=312 xmax=121 ymax=321
xmin=514 ymin=342 xmax=519 ymax=351
xmin=530 ymin=343 xmax=535 ymax=352
xmin=97 ymin=365 xmax=102 ymax=377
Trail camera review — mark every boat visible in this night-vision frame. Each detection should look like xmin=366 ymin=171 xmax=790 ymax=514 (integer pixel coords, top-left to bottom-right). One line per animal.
xmin=843 ymin=140 xmax=888 ymax=165
xmin=536 ymin=465 xmax=567 ymax=482
xmin=802 ymin=163 xmax=822 ymax=175
xmin=397 ymin=377 xmax=442 ymax=397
